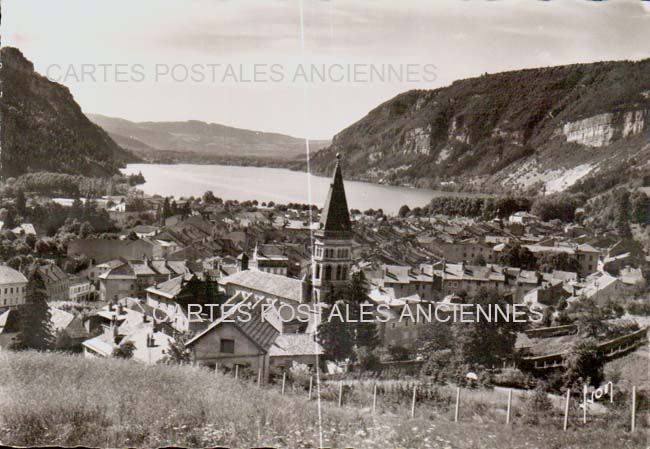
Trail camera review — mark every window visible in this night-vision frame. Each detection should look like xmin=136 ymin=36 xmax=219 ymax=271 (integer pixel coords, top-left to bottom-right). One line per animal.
xmin=324 ymin=265 xmax=332 ymax=281
xmin=220 ymin=339 xmax=235 ymax=353
xmin=336 ymin=266 xmax=342 ymax=280
xmin=315 ymin=264 xmax=321 ymax=279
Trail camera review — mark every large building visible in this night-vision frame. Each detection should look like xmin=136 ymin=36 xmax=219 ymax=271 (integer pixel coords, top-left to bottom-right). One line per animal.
xmin=312 ymin=154 xmax=354 ymax=303
xmin=0 ymin=265 xmax=28 ymax=310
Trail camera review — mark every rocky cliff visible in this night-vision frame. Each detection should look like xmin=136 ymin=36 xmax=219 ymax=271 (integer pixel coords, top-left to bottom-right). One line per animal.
xmin=310 ymin=59 xmax=650 ymax=194
xmin=0 ymin=47 xmax=138 ymax=178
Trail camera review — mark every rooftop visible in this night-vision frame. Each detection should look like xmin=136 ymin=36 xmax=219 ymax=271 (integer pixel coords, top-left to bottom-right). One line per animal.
xmin=0 ymin=265 xmax=28 ymax=285
xmin=220 ymin=270 xmax=304 ymax=303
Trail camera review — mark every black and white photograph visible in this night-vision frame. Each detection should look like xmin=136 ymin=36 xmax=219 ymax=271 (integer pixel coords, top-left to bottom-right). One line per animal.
xmin=1 ymin=1 xmax=649 ymax=448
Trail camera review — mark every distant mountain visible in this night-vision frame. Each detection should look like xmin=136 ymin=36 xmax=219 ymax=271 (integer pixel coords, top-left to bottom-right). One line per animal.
xmin=0 ymin=47 xmax=138 ymax=178
xmin=87 ymin=114 xmax=330 ymax=165
xmin=310 ymin=59 xmax=650 ymax=194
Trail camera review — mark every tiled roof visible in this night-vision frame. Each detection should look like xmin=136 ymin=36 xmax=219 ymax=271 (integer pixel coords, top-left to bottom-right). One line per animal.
xmin=269 ymin=333 xmax=323 ymax=357
xmin=220 ymin=270 xmax=304 ymax=303
xmin=186 ymin=297 xmax=280 ymax=351
xmin=49 ymin=307 xmax=75 ymax=332
xmin=37 ymin=264 xmax=69 ymax=283
xmin=146 ymin=274 xmax=192 ymax=298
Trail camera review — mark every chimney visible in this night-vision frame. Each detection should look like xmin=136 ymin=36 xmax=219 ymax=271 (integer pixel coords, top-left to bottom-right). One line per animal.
xmin=117 ymin=303 xmax=124 ymax=315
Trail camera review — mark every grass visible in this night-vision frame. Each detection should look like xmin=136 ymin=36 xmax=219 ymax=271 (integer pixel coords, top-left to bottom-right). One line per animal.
xmin=0 ymin=351 xmax=648 ymax=448
xmin=605 ymin=344 xmax=650 ymax=390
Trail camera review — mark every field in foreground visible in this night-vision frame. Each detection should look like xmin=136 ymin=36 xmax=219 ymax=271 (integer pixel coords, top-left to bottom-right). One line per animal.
xmin=0 ymin=351 xmax=647 ymax=449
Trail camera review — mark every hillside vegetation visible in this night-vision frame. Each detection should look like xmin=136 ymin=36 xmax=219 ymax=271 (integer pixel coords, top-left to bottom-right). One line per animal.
xmin=0 ymin=47 xmax=138 ymax=178
xmin=0 ymin=351 xmax=646 ymax=448
xmin=88 ymin=114 xmax=330 ymax=165
xmin=311 ymin=58 xmax=650 ymax=194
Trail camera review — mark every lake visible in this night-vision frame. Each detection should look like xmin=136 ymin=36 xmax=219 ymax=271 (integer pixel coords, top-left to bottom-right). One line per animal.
xmin=123 ymin=163 xmax=462 ymax=215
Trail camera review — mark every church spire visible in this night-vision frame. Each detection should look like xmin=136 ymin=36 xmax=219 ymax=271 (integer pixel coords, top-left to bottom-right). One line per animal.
xmin=317 ymin=153 xmax=352 ymax=239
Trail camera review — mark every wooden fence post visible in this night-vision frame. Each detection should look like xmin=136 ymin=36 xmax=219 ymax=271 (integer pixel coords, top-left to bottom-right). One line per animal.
xmin=563 ymin=389 xmax=571 ymax=431
xmin=257 ymin=368 xmax=262 ymax=387
xmin=308 ymin=376 xmax=313 ymax=400
xmin=506 ymin=389 xmax=513 ymax=425
xmin=411 ymin=385 xmax=417 ymax=418
xmin=582 ymin=384 xmax=587 ymax=424
xmin=234 ymin=364 xmax=239 ymax=380
xmin=631 ymin=386 xmax=637 ymax=432
xmin=338 ymin=381 xmax=343 ymax=407
xmin=372 ymin=384 xmax=377 ymax=415
xmin=454 ymin=387 xmax=461 ymax=423
xmin=214 ymin=363 xmax=218 ymax=375
xmin=281 ymin=372 xmax=286 ymax=395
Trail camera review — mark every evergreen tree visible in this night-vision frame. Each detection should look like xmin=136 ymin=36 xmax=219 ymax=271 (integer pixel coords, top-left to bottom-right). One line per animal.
xmin=162 ymin=197 xmax=172 ymax=219
xmin=17 ymin=267 xmax=54 ymax=350
xmin=347 ymin=271 xmax=380 ymax=350
xmin=317 ymin=302 xmax=354 ymax=362
xmin=15 ymin=189 xmax=27 ymax=216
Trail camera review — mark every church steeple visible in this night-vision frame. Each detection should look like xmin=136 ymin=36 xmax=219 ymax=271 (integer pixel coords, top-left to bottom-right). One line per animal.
xmin=312 ymin=153 xmax=353 ymax=303
xmin=317 ymin=153 xmax=352 ymax=239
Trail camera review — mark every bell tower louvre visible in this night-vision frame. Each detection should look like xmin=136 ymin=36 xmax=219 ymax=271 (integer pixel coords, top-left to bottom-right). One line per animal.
xmin=312 ymin=153 xmax=354 ymax=303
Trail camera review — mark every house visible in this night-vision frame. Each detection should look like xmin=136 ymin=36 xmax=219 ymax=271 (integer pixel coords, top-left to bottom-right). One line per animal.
xmin=249 ymin=244 xmax=290 ymax=276
xmin=509 ymin=212 xmax=538 ymax=225
xmin=219 ymin=269 xmax=308 ymax=305
xmin=0 ymin=265 xmax=28 ymax=311
xmin=131 ymin=225 xmax=160 ymax=238
xmin=511 ymin=242 xmax=601 ymax=278
xmin=186 ymin=296 xmax=322 ymax=379
xmin=99 ymin=262 xmax=137 ymax=302
xmin=367 ymin=264 xmax=440 ymax=302
xmin=568 ymin=272 xmax=623 ymax=304
xmin=145 ymin=273 xmax=217 ymax=333
xmin=82 ymin=300 xmax=173 ymax=363
xmin=268 ymin=333 xmax=323 ymax=371
xmin=11 ymin=223 xmax=37 ymax=236
xmin=186 ymin=298 xmax=280 ymax=379
xmin=368 ymin=287 xmax=427 ymax=349
xmin=68 ymin=238 xmax=156 ymax=262
xmin=0 ymin=308 xmax=20 ymax=349
xmin=435 ymin=262 xmax=509 ymax=296
xmin=68 ymin=277 xmax=95 ymax=302
xmin=38 ymin=264 xmax=72 ymax=301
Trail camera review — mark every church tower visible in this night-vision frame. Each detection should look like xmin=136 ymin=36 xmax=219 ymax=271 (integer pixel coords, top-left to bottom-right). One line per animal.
xmin=312 ymin=153 xmax=353 ymax=303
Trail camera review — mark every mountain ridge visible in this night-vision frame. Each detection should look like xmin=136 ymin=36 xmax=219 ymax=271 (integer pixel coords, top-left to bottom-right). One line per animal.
xmin=309 ymin=58 xmax=650 ymax=194
xmin=0 ymin=47 xmax=139 ymax=179
xmin=87 ymin=113 xmax=330 ymax=165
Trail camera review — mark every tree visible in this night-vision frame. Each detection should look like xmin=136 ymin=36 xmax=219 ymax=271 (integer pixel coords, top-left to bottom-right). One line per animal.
xmin=538 ymin=252 xmax=578 ymax=273
xmin=15 ymin=189 xmax=27 ymax=216
xmin=112 ymin=341 xmax=136 ymax=359
xmin=160 ymin=336 xmax=191 ymax=364
xmin=398 ymin=204 xmax=411 ymax=218
xmin=17 ymin=267 xmax=54 ymax=350
xmin=317 ymin=271 xmax=379 ymax=364
xmin=347 ymin=271 xmax=380 ymax=350
xmin=498 ymin=243 xmax=536 ymax=270
xmin=317 ymin=302 xmax=355 ymax=363
xmin=563 ymin=338 xmax=604 ymax=388
xmin=453 ymin=289 xmax=522 ymax=367
xmin=161 ymin=197 xmax=173 ymax=219
xmin=202 ymin=190 xmax=216 ymax=204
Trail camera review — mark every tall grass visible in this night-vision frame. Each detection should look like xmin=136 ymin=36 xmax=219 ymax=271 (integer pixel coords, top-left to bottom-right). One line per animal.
xmin=0 ymin=351 xmax=646 ymax=448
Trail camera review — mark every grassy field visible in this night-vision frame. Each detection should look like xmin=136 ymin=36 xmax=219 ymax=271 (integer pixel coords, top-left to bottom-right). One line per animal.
xmin=0 ymin=351 xmax=647 ymax=449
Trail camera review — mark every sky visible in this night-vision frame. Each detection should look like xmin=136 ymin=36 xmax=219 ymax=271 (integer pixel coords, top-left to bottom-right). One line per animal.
xmin=3 ymin=0 xmax=650 ymax=139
